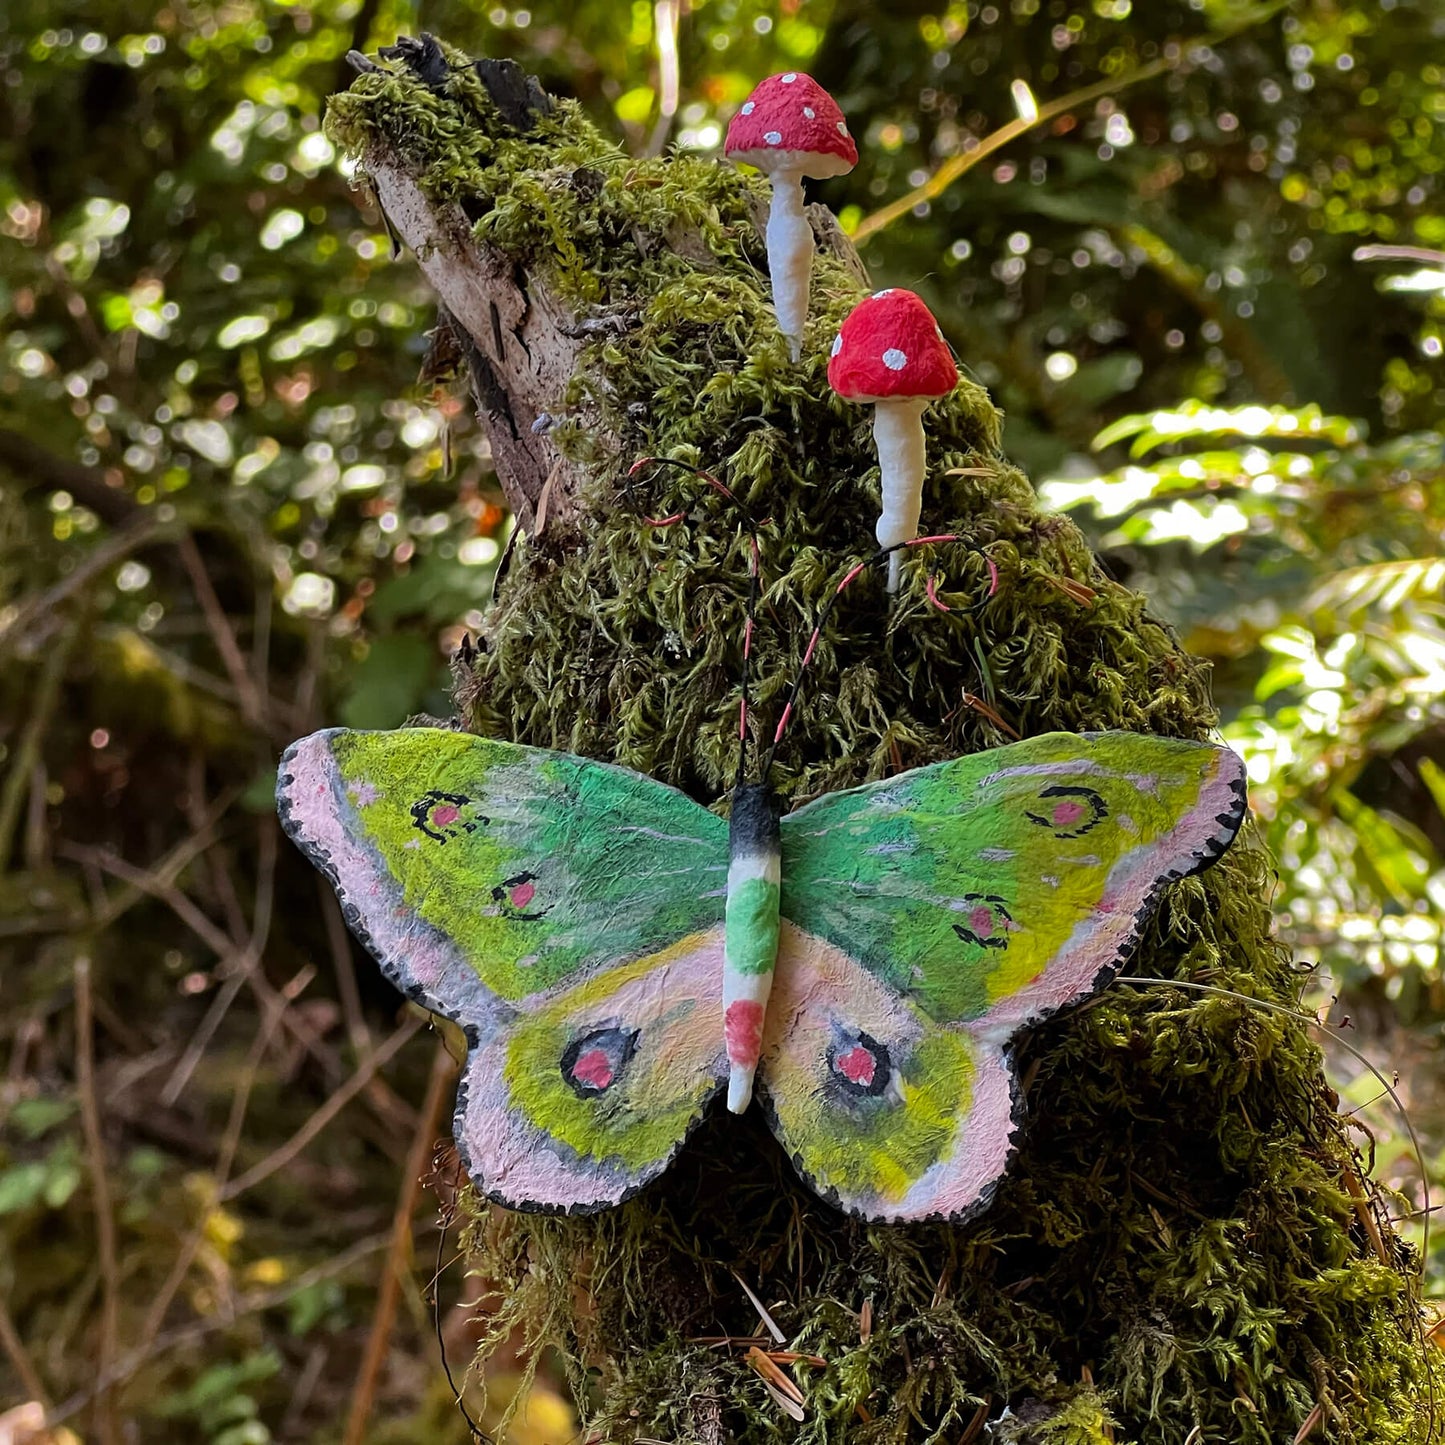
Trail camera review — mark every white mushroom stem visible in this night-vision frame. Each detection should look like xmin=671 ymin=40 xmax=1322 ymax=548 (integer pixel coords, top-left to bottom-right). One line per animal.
xmin=870 ymin=396 xmax=929 ymax=592
xmin=764 ymin=166 xmax=813 ymax=361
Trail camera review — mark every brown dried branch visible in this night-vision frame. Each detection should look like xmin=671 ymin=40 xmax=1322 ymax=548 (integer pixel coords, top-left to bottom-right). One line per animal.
xmin=134 ymin=965 xmax=317 ymax=1355
xmin=0 ymin=516 xmax=172 ymax=660
xmin=73 ymin=955 xmax=120 ymax=1445
xmin=0 ymin=1291 xmax=50 ymax=1411
xmin=342 ymin=1043 xmax=456 ymax=1445
xmin=176 ymin=532 xmax=269 ymax=730
xmin=0 ymin=619 xmax=79 ymax=871
xmin=219 ymin=1016 xmax=424 ymax=1200
xmin=50 ymin=1231 xmax=394 ymax=1426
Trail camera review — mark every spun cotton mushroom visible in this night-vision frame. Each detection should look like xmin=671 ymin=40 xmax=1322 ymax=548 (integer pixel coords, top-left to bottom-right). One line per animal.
xmin=725 ymin=73 xmax=857 ymax=361
xmin=828 ymin=289 xmax=959 ymax=592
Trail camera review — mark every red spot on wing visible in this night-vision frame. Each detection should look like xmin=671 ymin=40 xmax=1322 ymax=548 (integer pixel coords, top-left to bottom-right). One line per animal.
xmin=431 ymin=804 xmax=460 ymax=827
xmin=1052 ymin=800 xmax=1086 ymax=827
xmin=969 ymin=905 xmax=995 ymax=937
xmin=725 ymin=1000 xmax=766 ymax=1068
xmin=510 ymin=880 xmax=536 ymax=909
xmin=837 ymin=1045 xmax=877 ymax=1087
xmin=571 ymin=1049 xmax=614 ymax=1090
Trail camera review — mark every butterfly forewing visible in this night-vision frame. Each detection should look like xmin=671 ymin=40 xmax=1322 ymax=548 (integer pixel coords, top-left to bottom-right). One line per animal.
xmin=764 ymin=731 xmax=1247 ymax=1220
xmin=277 ymin=726 xmax=732 ymax=1212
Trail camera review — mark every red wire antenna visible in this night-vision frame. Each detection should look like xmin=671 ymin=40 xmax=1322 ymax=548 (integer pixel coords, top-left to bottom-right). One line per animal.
xmin=628 ymin=456 xmax=763 ymax=788
xmin=761 ymin=533 xmax=991 ymax=778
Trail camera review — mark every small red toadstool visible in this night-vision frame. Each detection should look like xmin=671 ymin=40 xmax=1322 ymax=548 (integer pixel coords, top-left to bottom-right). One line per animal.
xmin=725 ymin=72 xmax=858 ymax=360
xmin=828 ymin=289 xmax=958 ymax=591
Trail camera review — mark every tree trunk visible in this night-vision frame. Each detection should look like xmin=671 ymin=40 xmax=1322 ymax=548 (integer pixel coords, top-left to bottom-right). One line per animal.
xmin=327 ymin=36 xmax=1435 ymax=1443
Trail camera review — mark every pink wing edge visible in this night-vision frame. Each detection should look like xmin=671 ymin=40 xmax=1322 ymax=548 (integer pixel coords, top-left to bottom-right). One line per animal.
xmin=976 ymin=742 xmax=1249 ymax=1039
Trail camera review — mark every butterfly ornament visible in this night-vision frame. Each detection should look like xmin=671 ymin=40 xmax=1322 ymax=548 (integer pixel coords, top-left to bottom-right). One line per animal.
xmin=277 ymin=538 xmax=1247 ymax=1222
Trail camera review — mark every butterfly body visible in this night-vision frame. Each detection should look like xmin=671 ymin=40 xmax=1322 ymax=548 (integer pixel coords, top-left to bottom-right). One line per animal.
xmin=722 ymin=783 xmax=781 ymax=1111
xmin=277 ymin=726 xmax=1245 ymax=1220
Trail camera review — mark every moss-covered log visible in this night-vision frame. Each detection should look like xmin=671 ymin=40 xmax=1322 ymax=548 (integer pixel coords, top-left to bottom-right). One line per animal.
xmin=327 ymin=36 xmax=1439 ymax=1444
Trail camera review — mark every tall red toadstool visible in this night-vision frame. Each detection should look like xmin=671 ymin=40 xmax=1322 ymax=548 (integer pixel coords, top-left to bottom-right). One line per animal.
xmin=725 ymin=73 xmax=858 ymax=360
xmin=828 ymin=289 xmax=959 ymax=591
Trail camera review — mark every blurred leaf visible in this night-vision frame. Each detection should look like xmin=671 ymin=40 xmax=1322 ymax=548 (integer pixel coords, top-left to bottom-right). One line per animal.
xmin=10 ymin=1096 xmax=76 ymax=1140
xmin=338 ymin=635 xmax=439 ymax=729
xmin=1333 ymin=790 xmax=1434 ymax=909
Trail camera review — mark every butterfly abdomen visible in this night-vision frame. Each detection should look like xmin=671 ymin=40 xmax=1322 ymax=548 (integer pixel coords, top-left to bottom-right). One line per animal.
xmin=723 ymin=783 xmax=782 ymax=1114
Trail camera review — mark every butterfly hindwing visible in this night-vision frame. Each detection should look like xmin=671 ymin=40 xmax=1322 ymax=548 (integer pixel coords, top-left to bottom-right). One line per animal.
xmin=765 ymin=731 xmax=1247 ymax=1219
xmin=459 ymin=929 xmax=727 ymax=1212
xmin=760 ymin=922 xmax=1016 ymax=1221
xmin=276 ymin=726 xmax=731 ymax=1211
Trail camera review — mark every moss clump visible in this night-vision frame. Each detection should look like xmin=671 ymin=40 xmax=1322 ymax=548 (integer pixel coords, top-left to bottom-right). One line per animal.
xmin=330 ymin=42 xmax=1441 ymax=1444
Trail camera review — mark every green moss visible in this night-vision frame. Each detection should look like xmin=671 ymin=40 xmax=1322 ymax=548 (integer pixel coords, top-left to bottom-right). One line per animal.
xmin=329 ymin=47 xmax=1441 ymax=1445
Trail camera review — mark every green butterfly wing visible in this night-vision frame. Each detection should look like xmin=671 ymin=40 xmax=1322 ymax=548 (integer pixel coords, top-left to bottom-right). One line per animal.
xmin=763 ymin=731 xmax=1247 ymax=1219
xmin=277 ymin=726 xmax=731 ymax=1212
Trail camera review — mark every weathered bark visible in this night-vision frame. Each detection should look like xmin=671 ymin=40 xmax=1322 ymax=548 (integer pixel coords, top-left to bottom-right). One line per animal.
xmin=356 ymin=39 xmax=868 ymax=535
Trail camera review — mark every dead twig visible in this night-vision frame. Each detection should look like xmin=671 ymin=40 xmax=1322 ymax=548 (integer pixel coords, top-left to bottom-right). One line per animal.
xmin=853 ymin=6 xmax=1283 ymax=243
xmin=177 ymin=531 xmax=269 ymax=730
xmin=220 ymin=1017 xmax=424 ymax=1200
xmin=159 ymin=818 xmax=279 ymax=1105
xmin=0 ymin=516 xmax=169 ymax=658
xmin=322 ymin=881 xmax=373 ymax=1056
xmin=0 ymin=619 xmax=80 ymax=871
xmin=74 ymin=955 xmax=121 ymax=1445
xmin=50 ymin=1232 xmax=393 ymax=1425
xmin=0 ymin=1291 xmax=50 ymax=1410
xmin=343 ymin=1043 xmax=457 ymax=1445
xmin=134 ymin=965 xmax=316 ymax=1355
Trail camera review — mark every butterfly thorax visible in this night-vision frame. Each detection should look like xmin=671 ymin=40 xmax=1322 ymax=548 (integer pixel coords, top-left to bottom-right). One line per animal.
xmin=722 ymin=782 xmax=782 ymax=1113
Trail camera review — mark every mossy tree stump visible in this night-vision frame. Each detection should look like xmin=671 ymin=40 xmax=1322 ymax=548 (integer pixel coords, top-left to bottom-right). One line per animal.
xmin=328 ymin=37 xmax=1438 ymax=1444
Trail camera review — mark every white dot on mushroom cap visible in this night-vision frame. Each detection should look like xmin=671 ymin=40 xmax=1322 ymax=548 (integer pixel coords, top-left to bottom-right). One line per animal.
xmin=764 ymin=131 xmax=783 ymax=145
xmin=740 ymin=101 xmax=755 ymax=115
xmin=804 ymin=107 xmax=816 ymax=119
xmin=837 ymin=121 xmax=848 ymax=135
xmin=781 ymin=72 xmax=798 ymax=83
xmin=831 ymin=335 xmax=843 ymax=357
xmin=873 ymin=289 xmax=894 ymax=297
xmin=883 ymin=348 xmax=908 ymax=371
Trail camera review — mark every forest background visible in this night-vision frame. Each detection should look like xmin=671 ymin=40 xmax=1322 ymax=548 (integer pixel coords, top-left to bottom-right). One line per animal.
xmin=1 ymin=0 xmax=1443 ymax=1441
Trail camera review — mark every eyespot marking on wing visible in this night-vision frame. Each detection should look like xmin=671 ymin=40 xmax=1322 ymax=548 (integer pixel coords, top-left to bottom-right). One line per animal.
xmin=561 ymin=1026 xmax=638 ymax=1098
xmin=490 ymin=870 xmax=551 ymax=921
xmin=951 ymin=893 xmax=1013 ymax=950
xmin=827 ymin=1030 xmax=893 ymax=1098
xmin=1025 ymin=784 xmax=1107 ymax=839
xmin=410 ymin=790 xmax=490 ymax=843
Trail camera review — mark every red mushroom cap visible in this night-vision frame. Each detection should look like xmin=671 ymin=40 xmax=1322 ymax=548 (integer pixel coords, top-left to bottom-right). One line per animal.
xmin=827 ymin=290 xmax=958 ymax=403
xmin=724 ymin=73 xmax=858 ymax=179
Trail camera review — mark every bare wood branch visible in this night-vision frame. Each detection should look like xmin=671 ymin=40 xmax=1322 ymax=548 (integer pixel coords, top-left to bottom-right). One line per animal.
xmin=219 ymin=1017 xmax=424 ymax=1200
xmin=0 ymin=428 xmax=138 ymax=527
xmin=50 ymin=1232 xmax=393 ymax=1425
xmin=366 ymin=144 xmax=589 ymax=530
xmin=136 ymin=966 xmax=317 ymax=1354
xmin=74 ymin=956 xmax=121 ymax=1445
xmin=176 ymin=532 xmax=269 ymax=730
xmin=342 ymin=1043 xmax=456 ymax=1445
xmin=0 ymin=620 xmax=80 ymax=871
xmin=0 ymin=516 xmax=172 ymax=659
xmin=0 ymin=1291 xmax=50 ymax=1410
